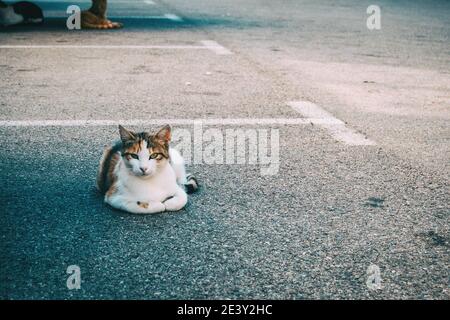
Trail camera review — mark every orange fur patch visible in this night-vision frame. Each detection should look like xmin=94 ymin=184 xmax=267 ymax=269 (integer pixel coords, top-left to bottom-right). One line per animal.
xmin=106 ymin=183 xmax=117 ymax=197
xmin=96 ymin=146 xmax=120 ymax=194
xmin=124 ymin=141 xmax=143 ymax=154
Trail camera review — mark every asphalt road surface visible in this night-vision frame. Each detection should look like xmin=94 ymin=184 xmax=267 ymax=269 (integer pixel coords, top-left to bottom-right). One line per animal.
xmin=0 ymin=0 xmax=449 ymax=299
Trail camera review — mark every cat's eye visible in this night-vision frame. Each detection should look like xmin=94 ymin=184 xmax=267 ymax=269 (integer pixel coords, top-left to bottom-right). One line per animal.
xmin=125 ymin=153 xmax=139 ymax=160
xmin=149 ymin=153 xmax=162 ymax=160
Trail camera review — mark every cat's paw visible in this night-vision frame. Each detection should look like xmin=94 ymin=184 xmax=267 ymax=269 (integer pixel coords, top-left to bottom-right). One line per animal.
xmin=163 ymin=196 xmax=187 ymax=212
xmin=153 ymin=202 xmax=166 ymax=213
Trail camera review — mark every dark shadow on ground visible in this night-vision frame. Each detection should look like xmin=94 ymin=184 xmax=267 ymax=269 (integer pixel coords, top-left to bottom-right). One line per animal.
xmin=0 ymin=16 xmax=265 ymax=33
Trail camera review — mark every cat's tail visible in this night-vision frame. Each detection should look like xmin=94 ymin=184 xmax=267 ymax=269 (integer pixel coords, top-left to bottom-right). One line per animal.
xmin=169 ymin=148 xmax=199 ymax=194
xmin=185 ymin=173 xmax=199 ymax=194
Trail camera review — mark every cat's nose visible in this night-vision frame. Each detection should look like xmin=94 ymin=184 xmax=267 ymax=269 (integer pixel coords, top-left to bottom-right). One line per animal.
xmin=140 ymin=167 xmax=148 ymax=173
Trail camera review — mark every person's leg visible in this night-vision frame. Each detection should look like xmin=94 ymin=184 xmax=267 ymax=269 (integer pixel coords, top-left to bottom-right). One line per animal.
xmin=81 ymin=0 xmax=122 ymax=29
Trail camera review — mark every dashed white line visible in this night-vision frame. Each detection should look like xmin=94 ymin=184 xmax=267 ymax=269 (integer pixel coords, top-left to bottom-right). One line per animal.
xmin=143 ymin=0 xmax=156 ymax=5
xmin=288 ymin=101 xmax=376 ymax=145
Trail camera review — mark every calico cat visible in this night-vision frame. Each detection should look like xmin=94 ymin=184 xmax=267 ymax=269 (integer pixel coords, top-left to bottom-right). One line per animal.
xmin=0 ymin=1 xmax=43 ymax=27
xmin=97 ymin=125 xmax=198 ymax=214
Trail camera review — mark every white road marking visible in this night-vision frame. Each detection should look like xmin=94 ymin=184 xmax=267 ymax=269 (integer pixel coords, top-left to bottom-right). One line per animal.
xmin=288 ymin=101 xmax=376 ymax=145
xmin=144 ymin=0 xmax=156 ymax=5
xmin=0 ymin=105 xmax=375 ymax=147
xmin=201 ymin=40 xmax=233 ymax=55
xmin=0 ymin=45 xmax=205 ymax=50
xmin=164 ymin=13 xmax=183 ymax=22
xmin=0 ymin=118 xmax=342 ymax=127
xmin=0 ymin=41 xmax=232 ymax=55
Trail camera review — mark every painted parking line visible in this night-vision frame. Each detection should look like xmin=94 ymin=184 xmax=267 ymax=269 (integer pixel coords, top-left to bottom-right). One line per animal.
xmin=288 ymin=101 xmax=376 ymax=145
xmin=0 ymin=41 xmax=233 ymax=55
xmin=0 ymin=102 xmax=374 ymax=145
xmin=200 ymin=41 xmax=233 ymax=55
xmin=0 ymin=45 xmax=203 ymax=49
xmin=162 ymin=13 xmax=183 ymax=21
xmin=0 ymin=118 xmax=339 ymax=127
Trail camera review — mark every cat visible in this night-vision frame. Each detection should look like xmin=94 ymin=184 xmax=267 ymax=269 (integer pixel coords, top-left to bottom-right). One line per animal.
xmin=0 ymin=1 xmax=43 ymax=27
xmin=97 ymin=125 xmax=198 ymax=214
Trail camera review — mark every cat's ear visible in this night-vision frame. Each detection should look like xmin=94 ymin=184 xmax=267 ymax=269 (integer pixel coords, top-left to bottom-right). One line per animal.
xmin=155 ymin=125 xmax=171 ymax=143
xmin=119 ymin=125 xmax=136 ymax=142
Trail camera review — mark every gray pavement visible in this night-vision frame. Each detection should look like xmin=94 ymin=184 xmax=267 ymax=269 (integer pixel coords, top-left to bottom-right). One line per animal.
xmin=0 ymin=0 xmax=449 ymax=299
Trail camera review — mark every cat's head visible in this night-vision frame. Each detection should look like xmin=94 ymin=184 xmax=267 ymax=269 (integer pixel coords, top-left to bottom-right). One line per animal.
xmin=118 ymin=124 xmax=171 ymax=178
